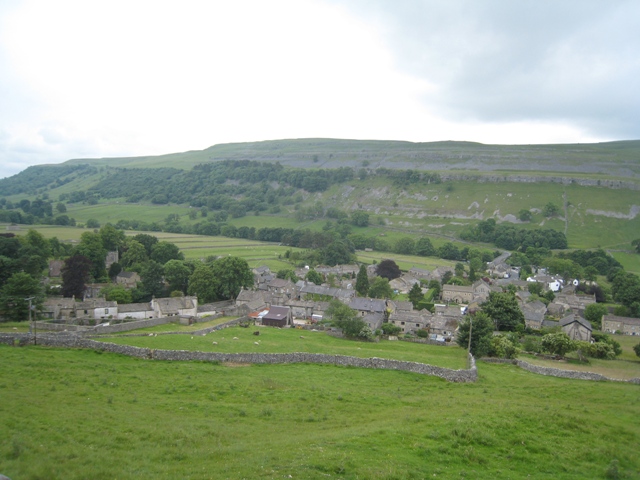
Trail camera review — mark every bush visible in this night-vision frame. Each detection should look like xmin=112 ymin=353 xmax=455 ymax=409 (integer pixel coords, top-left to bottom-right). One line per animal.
xmin=576 ymin=341 xmax=616 ymax=360
xmin=522 ymin=335 xmax=542 ymax=353
xmin=489 ymin=334 xmax=520 ymax=359
xmin=381 ymin=323 xmax=402 ymax=336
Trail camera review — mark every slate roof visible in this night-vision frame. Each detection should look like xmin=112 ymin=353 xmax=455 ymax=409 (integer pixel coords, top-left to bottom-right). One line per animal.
xmin=262 ymin=305 xmax=290 ymax=321
xmin=118 ymin=302 xmax=152 ymax=313
xmin=154 ymin=297 xmax=195 ymax=314
xmin=560 ymin=314 xmax=592 ymax=331
xmin=76 ymin=299 xmax=117 ymax=310
xmin=348 ymin=297 xmax=386 ymax=313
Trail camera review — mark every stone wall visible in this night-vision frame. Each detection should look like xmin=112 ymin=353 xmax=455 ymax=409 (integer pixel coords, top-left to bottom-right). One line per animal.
xmin=481 ymin=357 xmax=640 ymax=384
xmin=0 ymin=333 xmax=477 ymax=383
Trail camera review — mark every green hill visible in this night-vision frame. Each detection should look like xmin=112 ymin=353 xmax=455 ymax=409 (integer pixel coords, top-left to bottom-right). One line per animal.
xmin=1 ymin=138 xmax=639 ymax=261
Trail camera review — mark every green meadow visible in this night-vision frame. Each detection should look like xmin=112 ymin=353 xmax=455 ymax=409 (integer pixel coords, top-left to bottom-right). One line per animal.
xmin=1 ymin=342 xmax=639 ymax=480
xmin=100 ymin=325 xmax=468 ymax=369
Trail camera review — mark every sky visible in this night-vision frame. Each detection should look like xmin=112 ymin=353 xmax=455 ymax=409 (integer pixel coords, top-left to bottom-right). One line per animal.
xmin=1 ymin=0 xmax=639 ymax=179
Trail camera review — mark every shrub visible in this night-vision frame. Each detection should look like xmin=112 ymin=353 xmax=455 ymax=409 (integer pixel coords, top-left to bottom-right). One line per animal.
xmin=489 ymin=334 xmax=520 ymax=359
xmin=381 ymin=323 xmax=402 ymax=336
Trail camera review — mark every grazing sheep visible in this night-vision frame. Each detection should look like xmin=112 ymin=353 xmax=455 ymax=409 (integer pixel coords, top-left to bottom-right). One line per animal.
xmin=212 ymin=341 xmax=218 ymax=345
xmin=254 ymin=341 xmax=259 ymax=345
xmin=233 ymin=337 xmax=239 ymax=340
xmin=300 ymin=336 xmax=305 ymax=339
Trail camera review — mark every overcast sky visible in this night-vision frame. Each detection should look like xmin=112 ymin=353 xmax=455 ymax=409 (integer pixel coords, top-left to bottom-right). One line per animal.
xmin=1 ymin=0 xmax=638 ymax=179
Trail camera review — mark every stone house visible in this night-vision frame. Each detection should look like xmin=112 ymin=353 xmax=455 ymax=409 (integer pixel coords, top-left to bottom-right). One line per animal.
xmin=560 ymin=313 xmax=592 ymax=342
xmin=389 ymin=274 xmax=420 ymax=294
xmin=602 ymin=315 xmax=640 ymax=335
xmin=442 ymin=284 xmax=474 ymax=304
xmin=408 ymin=267 xmax=431 ymax=279
xmin=116 ymin=302 xmax=154 ymax=320
xmin=115 ymin=271 xmax=140 ymax=288
xmin=42 ymin=297 xmax=76 ymax=320
xmin=553 ymin=293 xmax=596 ymax=313
xmin=105 ymin=251 xmax=119 ymax=271
xmin=151 ymin=296 xmax=198 ymax=317
xmin=48 ymin=259 xmax=64 ymax=277
xmin=362 ymin=312 xmax=385 ymax=332
xmin=429 ymin=316 xmax=459 ymax=338
xmin=75 ymin=298 xmax=118 ymax=320
xmin=389 ymin=310 xmax=432 ymax=334
xmin=349 ymin=297 xmax=388 ymax=317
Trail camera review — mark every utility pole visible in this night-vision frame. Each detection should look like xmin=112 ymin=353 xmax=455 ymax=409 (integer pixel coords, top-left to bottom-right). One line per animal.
xmin=25 ymin=296 xmax=36 ymax=345
xmin=467 ymin=316 xmax=473 ymax=354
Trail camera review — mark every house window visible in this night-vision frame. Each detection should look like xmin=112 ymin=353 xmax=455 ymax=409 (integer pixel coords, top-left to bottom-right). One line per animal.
xmin=401 ymin=322 xmax=405 ymax=325
xmin=84 ymin=310 xmax=88 ymax=315
xmin=105 ymin=309 xmax=109 ymax=314
xmin=416 ymin=324 xmax=420 ymax=327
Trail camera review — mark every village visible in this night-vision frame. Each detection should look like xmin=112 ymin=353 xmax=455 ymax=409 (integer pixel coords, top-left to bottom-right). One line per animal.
xmin=39 ymin=253 xmax=640 ymax=341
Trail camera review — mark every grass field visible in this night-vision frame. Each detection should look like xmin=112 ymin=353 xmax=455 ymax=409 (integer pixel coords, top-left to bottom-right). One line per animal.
xmin=100 ymin=325 xmax=468 ymax=369
xmin=1 ymin=343 xmax=639 ymax=479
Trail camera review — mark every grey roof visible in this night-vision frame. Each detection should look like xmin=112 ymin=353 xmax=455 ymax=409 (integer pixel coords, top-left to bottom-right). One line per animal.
xmin=362 ymin=312 xmax=385 ymax=330
xmin=117 ymin=271 xmax=139 ymax=279
xmin=349 ymin=297 xmax=386 ymax=312
xmin=76 ymin=299 xmax=117 ymax=309
xmin=602 ymin=314 xmax=640 ymax=326
xmin=300 ymin=284 xmax=354 ymax=299
xmin=154 ymin=297 xmax=195 ymax=314
xmin=542 ymin=320 xmax=560 ymax=328
xmin=118 ymin=302 xmax=152 ymax=313
xmin=560 ymin=314 xmax=592 ymax=331
xmin=263 ymin=305 xmax=290 ymax=321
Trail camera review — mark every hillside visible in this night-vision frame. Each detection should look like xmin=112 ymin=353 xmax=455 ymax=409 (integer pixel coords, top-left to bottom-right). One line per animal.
xmin=60 ymin=138 xmax=640 ymax=177
xmin=1 ymin=138 xmax=639 ymax=263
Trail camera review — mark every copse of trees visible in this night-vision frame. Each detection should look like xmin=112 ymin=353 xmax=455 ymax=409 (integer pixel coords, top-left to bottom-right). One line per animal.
xmin=460 ymin=218 xmax=567 ymax=250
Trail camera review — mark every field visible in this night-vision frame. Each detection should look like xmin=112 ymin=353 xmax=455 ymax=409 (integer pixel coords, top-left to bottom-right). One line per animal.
xmin=2 ymin=224 xmax=463 ymax=273
xmin=100 ymin=325 xmax=468 ymax=369
xmin=1 ymin=342 xmax=639 ymax=479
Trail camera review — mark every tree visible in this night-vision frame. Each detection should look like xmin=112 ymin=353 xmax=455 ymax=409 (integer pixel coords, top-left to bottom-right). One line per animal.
xmin=376 ymin=259 xmax=401 ymax=280
xmin=518 ymin=209 xmax=532 ymax=222
xmin=542 ymin=202 xmax=561 ymax=218
xmin=381 ymin=323 xmax=402 ymax=335
xmin=631 ymin=238 xmax=640 ymax=254
xmin=325 ymin=299 xmax=368 ymax=338
xmin=86 ymin=218 xmax=100 ymax=228
xmin=99 ymin=224 xmax=125 ymax=252
xmin=481 ymin=291 xmax=525 ymax=331
xmin=164 ymin=259 xmax=192 ymax=294
xmin=120 ymin=239 xmax=148 ymax=268
xmin=56 ymin=202 xmax=67 ymax=214
xmin=456 ymin=312 xmax=494 ymax=357
xmin=415 ymin=237 xmax=436 ymax=257
xmin=408 ymin=282 xmax=424 ymax=308
xmin=305 ymin=268 xmax=323 ymax=285
xmin=74 ymin=231 xmax=107 ymax=281
xmin=634 ymin=343 xmax=640 ymax=358
xmin=187 ymin=263 xmax=220 ymax=303
xmin=0 ymin=272 xmax=44 ymax=322
xmin=108 ymin=261 xmax=122 ymax=280
xmin=541 ymin=332 xmax=576 ymax=357
xmin=276 ymin=269 xmax=298 ymax=283
xmin=368 ymin=277 xmax=393 ymax=299
xmin=210 ymin=256 xmax=254 ymax=300
xmin=100 ymin=284 xmax=132 ymax=304
xmin=150 ymin=241 xmax=184 ymax=265
xmin=132 ymin=233 xmax=159 ymax=257
xmin=355 ymin=265 xmax=369 ymax=296
xmin=322 ymin=240 xmax=354 ymax=266
xmin=528 ymin=282 xmax=544 ymax=296
xmin=584 ymin=303 xmax=608 ymax=330
xmin=350 ymin=211 xmax=369 ymax=227
xmin=61 ymin=255 xmax=92 ymax=298
xmin=140 ymin=260 xmax=165 ymax=299
xmin=454 ymin=262 xmax=465 ymax=278
xmin=19 ymin=229 xmax=51 ymax=277
xmin=395 ymin=237 xmax=416 ymax=255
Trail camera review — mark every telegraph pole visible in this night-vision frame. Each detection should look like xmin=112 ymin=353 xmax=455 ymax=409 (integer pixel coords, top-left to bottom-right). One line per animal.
xmin=25 ymin=297 xmax=36 ymax=345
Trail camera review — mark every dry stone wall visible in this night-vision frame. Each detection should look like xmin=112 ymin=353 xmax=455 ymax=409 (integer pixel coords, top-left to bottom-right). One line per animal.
xmin=481 ymin=357 xmax=640 ymax=384
xmin=0 ymin=333 xmax=477 ymax=383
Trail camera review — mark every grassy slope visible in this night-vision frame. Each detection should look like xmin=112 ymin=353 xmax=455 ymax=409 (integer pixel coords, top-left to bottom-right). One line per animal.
xmin=1 ymin=344 xmax=639 ymax=479
xmin=100 ymin=325 xmax=468 ymax=369
xmin=61 ymin=138 xmax=640 ymax=178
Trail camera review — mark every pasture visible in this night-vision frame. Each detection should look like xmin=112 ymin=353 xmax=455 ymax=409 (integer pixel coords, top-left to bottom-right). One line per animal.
xmin=100 ymin=325 xmax=469 ymax=369
xmin=1 ymin=342 xmax=639 ymax=479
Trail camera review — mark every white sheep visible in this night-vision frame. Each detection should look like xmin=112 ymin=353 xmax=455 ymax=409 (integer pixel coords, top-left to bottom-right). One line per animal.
xmin=212 ymin=341 xmax=218 ymax=345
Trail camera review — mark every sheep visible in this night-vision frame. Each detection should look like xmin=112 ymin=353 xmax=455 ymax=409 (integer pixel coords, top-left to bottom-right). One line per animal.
xmin=212 ymin=341 xmax=218 ymax=345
